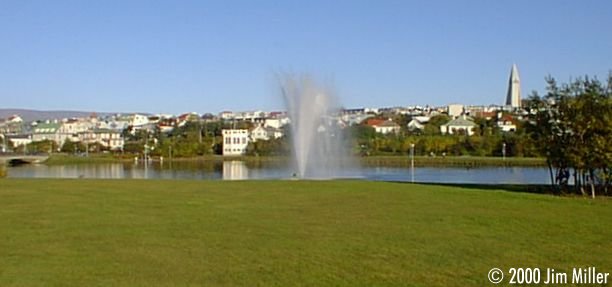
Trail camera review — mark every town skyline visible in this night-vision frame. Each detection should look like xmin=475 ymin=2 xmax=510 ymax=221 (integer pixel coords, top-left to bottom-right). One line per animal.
xmin=2 ymin=1 xmax=611 ymax=114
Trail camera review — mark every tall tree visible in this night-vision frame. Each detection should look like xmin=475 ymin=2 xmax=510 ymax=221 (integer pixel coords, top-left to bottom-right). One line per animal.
xmin=526 ymin=74 xmax=611 ymax=196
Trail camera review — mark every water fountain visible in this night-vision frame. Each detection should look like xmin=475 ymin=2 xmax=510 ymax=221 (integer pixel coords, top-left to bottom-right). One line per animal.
xmin=280 ymin=74 xmax=352 ymax=179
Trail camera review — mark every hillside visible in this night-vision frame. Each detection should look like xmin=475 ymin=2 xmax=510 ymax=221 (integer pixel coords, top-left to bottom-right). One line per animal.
xmin=0 ymin=109 xmax=116 ymax=122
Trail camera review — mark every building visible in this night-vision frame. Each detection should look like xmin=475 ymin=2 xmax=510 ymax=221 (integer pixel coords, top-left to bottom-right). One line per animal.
xmin=440 ymin=117 xmax=477 ymax=136
xmin=79 ymin=129 xmax=124 ymax=151
xmin=447 ymin=104 xmax=464 ymax=118
xmin=496 ymin=113 xmax=517 ymax=132
xmin=365 ymin=118 xmax=401 ymax=134
xmin=222 ymin=129 xmax=250 ymax=156
xmin=0 ymin=115 xmax=24 ymax=134
xmin=32 ymin=122 xmax=62 ymax=144
xmin=130 ymin=114 xmax=150 ymax=127
xmin=177 ymin=112 xmax=200 ymax=127
xmin=58 ymin=119 xmax=92 ymax=145
xmin=506 ymin=64 xmax=521 ymax=108
xmin=7 ymin=135 xmax=32 ymax=149
xmin=250 ymin=125 xmax=283 ymax=142
xmin=264 ymin=116 xmax=290 ymax=129
xmin=250 ymin=125 xmax=269 ymax=142
xmin=406 ymin=116 xmax=430 ymax=131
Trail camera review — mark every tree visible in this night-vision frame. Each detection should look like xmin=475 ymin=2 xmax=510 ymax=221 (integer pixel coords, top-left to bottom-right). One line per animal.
xmin=60 ymin=139 xmax=86 ymax=154
xmin=423 ymin=115 xmax=450 ymax=135
xmin=26 ymin=140 xmax=58 ymax=154
xmin=526 ymin=74 xmax=611 ymax=197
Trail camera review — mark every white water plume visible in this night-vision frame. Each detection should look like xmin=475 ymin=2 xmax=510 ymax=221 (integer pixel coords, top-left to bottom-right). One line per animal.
xmin=280 ymin=74 xmax=352 ymax=179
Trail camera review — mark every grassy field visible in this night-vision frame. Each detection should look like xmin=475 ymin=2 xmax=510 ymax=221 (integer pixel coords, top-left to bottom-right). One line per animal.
xmin=360 ymin=155 xmax=546 ymax=167
xmin=0 ymin=179 xmax=609 ymax=286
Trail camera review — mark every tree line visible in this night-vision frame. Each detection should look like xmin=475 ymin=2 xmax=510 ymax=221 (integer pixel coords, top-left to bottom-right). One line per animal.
xmin=525 ymin=75 xmax=611 ymax=197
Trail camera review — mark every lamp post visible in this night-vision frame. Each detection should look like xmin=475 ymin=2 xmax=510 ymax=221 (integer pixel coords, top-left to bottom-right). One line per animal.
xmin=410 ymin=143 xmax=415 ymax=182
xmin=502 ymin=142 xmax=506 ymax=161
xmin=85 ymin=131 xmax=90 ymax=157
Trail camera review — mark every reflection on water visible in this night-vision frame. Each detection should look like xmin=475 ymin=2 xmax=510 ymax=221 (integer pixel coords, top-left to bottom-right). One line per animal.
xmin=223 ymin=161 xmax=248 ymax=180
xmin=5 ymin=161 xmax=552 ymax=184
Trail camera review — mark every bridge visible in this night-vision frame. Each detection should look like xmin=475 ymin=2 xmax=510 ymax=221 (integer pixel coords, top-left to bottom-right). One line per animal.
xmin=0 ymin=155 xmax=49 ymax=165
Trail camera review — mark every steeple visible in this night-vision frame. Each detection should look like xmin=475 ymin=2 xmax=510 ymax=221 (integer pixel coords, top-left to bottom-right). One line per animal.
xmin=506 ymin=64 xmax=521 ymax=108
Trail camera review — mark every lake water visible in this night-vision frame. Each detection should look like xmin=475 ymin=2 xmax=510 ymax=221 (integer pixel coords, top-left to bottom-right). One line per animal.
xmin=4 ymin=161 xmax=552 ymax=184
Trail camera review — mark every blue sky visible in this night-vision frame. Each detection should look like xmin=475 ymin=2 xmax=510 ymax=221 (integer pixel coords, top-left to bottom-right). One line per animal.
xmin=1 ymin=0 xmax=611 ymax=114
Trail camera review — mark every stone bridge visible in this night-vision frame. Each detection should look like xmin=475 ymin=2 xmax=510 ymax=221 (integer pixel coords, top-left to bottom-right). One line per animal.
xmin=0 ymin=155 xmax=49 ymax=165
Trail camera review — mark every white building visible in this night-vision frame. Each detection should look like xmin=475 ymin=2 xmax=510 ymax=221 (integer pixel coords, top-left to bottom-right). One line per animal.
xmin=250 ymin=125 xmax=268 ymax=142
xmin=222 ymin=129 xmax=250 ymax=156
xmin=219 ymin=111 xmax=235 ymax=120
xmin=366 ymin=119 xmax=401 ymax=135
xmin=130 ymin=114 xmax=149 ymax=127
xmin=58 ymin=119 xmax=92 ymax=144
xmin=7 ymin=135 xmax=32 ymax=148
xmin=447 ymin=104 xmax=464 ymax=118
xmin=250 ymin=125 xmax=283 ymax=142
xmin=264 ymin=117 xmax=290 ymax=129
xmin=496 ymin=113 xmax=517 ymax=132
xmin=0 ymin=115 xmax=24 ymax=134
xmin=406 ymin=116 xmax=430 ymax=131
xmin=440 ymin=117 xmax=477 ymax=136
xmin=79 ymin=129 xmax=124 ymax=151
xmin=32 ymin=122 xmax=62 ymax=145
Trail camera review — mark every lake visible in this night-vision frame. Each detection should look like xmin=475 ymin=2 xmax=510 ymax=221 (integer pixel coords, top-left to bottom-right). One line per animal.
xmin=4 ymin=161 xmax=552 ymax=184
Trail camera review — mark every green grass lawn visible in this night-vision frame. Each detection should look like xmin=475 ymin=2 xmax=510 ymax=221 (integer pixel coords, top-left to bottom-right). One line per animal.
xmin=0 ymin=179 xmax=609 ymax=286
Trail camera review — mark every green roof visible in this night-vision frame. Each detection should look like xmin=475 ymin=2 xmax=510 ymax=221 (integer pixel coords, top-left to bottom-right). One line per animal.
xmin=33 ymin=123 xmax=61 ymax=134
xmin=443 ymin=118 xmax=476 ymax=127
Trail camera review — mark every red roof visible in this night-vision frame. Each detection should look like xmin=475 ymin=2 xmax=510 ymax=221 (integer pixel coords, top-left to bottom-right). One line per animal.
xmin=364 ymin=118 xmax=385 ymax=126
xmin=500 ymin=114 xmax=514 ymax=121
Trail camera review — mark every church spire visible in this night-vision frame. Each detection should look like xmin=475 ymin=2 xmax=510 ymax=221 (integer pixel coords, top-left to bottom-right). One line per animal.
xmin=506 ymin=64 xmax=521 ymax=108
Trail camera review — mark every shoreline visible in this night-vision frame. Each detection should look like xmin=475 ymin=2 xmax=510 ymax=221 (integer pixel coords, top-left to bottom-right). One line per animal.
xmin=39 ymin=153 xmax=546 ymax=167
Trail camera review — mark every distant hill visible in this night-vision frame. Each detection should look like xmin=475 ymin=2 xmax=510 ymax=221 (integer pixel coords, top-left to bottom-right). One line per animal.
xmin=0 ymin=109 xmax=116 ymax=122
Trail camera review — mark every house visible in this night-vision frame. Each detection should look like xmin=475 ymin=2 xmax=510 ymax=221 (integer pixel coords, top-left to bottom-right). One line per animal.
xmin=234 ymin=110 xmax=266 ymax=123
xmin=32 ymin=122 xmax=62 ymax=144
xmin=60 ymin=119 xmax=92 ymax=134
xmin=0 ymin=115 xmax=24 ymax=134
xmin=406 ymin=116 xmax=430 ymax=131
xmin=177 ymin=112 xmax=200 ymax=127
xmin=264 ymin=115 xmax=290 ymax=129
xmin=57 ymin=119 xmax=92 ymax=145
xmin=130 ymin=114 xmax=149 ymax=127
xmin=250 ymin=125 xmax=283 ymax=142
xmin=440 ymin=117 xmax=476 ymax=136
xmin=219 ymin=111 xmax=235 ymax=120
xmin=222 ymin=129 xmax=250 ymax=156
xmin=79 ymin=129 xmax=124 ymax=151
xmin=97 ymin=119 xmax=129 ymax=132
xmin=157 ymin=118 xmax=176 ymax=133
xmin=365 ymin=118 xmax=401 ymax=134
xmin=496 ymin=113 xmax=517 ymax=132
xmin=341 ymin=113 xmax=373 ymax=126
xmin=250 ymin=125 xmax=270 ymax=142
xmin=7 ymin=135 xmax=32 ymax=148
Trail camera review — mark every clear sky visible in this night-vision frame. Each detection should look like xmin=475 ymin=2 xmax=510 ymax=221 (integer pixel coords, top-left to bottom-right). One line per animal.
xmin=1 ymin=0 xmax=611 ymax=114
